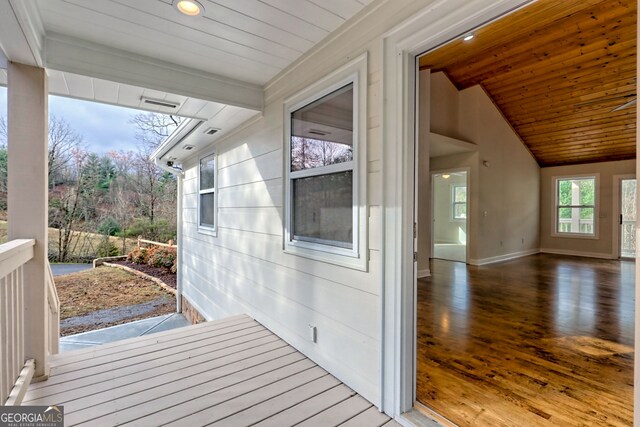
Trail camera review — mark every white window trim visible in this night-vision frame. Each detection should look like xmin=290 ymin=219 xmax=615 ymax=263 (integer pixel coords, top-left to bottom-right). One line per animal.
xmin=198 ymin=152 xmax=217 ymax=236
xmin=283 ymin=53 xmax=368 ymax=271
xmin=451 ymin=184 xmax=466 ymax=222
xmin=551 ymin=173 xmax=599 ymax=239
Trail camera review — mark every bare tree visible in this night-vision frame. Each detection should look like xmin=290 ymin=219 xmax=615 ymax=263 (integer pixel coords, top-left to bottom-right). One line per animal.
xmin=48 ymin=116 xmax=85 ymax=187
xmin=130 ymin=112 xmax=182 ymax=150
xmin=127 ymin=113 xmax=182 ymax=237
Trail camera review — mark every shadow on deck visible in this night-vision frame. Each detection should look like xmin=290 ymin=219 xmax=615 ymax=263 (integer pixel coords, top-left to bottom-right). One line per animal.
xmin=25 ymin=314 xmax=398 ymax=426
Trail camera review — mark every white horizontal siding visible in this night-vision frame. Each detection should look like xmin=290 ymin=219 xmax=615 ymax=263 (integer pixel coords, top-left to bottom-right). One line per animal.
xmin=182 ymin=222 xmax=382 ymax=295
xmin=180 ymin=261 xmax=379 ymax=402
xmin=181 ymin=241 xmax=378 ymax=338
xmin=179 ymin=0 xmax=432 ymax=407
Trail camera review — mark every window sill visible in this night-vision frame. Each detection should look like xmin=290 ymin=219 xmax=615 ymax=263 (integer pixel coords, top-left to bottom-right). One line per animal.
xmin=284 ymin=244 xmax=368 ymax=272
xmin=198 ymin=227 xmax=217 ymax=238
xmin=551 ymin=232 xmax=598 ymax=240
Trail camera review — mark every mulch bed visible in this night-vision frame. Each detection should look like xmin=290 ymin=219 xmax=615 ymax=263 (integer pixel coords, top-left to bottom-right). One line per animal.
xmin=113 ymin=260 xmax=177 ymax=289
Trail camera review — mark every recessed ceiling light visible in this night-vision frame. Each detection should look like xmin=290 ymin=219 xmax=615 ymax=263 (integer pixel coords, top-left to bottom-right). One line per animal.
xmin=174 ymin=0 xmax=204 ymax=16
xmin=442 ymin=174 xmax=450 ymax=179
xmin=463 ymin=33 xmax=474 ymax=41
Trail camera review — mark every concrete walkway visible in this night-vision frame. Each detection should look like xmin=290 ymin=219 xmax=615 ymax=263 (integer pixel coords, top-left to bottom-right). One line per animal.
xmin=59 ymin=313 xmax=190 ymax=352
xmin=50 ymin=263 xmax=92 ymax=276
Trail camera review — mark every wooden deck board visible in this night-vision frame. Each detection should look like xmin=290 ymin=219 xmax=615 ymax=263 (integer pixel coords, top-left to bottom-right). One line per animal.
xmin=297 ymin=395 xmax=373 ymax=426
xmin=340 ymin=406 xmax=396 ymax=427
xmin=208 ymin=375 xmax=341 ymax=427
xmin=25 ymin=314 xmax=394 ymax=427
xmin=253 ymin=384 xmax=357 ymax=427
xmin=25 ymin=330 xmax=278 ymax=403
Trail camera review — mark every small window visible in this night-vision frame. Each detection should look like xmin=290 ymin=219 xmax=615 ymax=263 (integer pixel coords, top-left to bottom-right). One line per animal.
xmin=452 ymin=184 xmax=467 ymax=220
xmin=199 ymin=153 xmax=216 ymax=231
xmin=284 ymin=53 xmax=367 ymax=269
xmin=555 ymin=176 xmax=596 ymax=236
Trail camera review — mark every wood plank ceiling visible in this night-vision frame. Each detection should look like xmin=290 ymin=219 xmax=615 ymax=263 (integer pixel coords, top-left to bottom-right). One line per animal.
xmin=419 ymin=0 xmax=636 ymax=167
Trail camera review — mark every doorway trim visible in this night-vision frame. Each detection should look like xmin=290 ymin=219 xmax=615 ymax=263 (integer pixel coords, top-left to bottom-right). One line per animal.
xmin=612 ymin=174 xmax=636 ymax=259
xmin=380 ymin=0 xmax=555 ymax=421
xmin=431 ymin=167 xmax=470 ymax=264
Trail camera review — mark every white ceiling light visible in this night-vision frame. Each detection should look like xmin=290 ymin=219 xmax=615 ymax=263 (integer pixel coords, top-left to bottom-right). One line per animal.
xmin=174 ymin=0 xmax=204 ymax=17
xmin=463 ymin=33 xmax=474 ymax=41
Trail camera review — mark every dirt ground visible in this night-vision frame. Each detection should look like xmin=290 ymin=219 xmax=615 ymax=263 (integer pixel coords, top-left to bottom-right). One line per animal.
xmin=55 ymin=266 xmax=176 ymax=335
xmin=113 ymin=260 xmax=177 ymax=289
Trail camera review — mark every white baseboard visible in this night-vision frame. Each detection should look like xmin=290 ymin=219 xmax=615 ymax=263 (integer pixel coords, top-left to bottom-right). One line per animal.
xmin=417 ymin=269 xmax=431 ymax=278
xmin=468 ymin=248 xmax=540 ymax=266
xmin=539 ymin=248 xmax=615 ymax=260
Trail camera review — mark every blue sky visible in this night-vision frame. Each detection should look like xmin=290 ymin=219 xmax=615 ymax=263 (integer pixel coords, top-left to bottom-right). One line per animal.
xmin=0 ymin=86 xmax=144 ymax=153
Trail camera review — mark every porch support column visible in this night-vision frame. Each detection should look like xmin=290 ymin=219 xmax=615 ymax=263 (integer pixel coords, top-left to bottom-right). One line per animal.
xmin=7 ymin=62 xmax=49 ymax=380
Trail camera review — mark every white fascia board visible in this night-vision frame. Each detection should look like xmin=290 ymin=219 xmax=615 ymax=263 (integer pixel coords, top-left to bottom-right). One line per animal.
xmin=44 ymin=33 xmax=264 ymax=112
xmin=151 ymin=118 xmax=202 ymax=162
xmin=0 ymin=0 xmax=45 ymax=67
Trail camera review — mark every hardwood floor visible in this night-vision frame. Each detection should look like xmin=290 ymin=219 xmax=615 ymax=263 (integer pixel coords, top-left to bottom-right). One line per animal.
xmin=417 ymin=254 xmax=634 ymax=426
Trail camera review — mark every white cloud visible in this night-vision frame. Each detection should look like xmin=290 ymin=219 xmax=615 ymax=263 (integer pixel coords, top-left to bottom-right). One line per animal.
xmin=0 ymin=87 xmax=147 ymax=153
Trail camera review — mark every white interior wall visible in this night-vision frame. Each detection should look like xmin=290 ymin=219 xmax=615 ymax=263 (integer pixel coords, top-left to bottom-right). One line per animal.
xmin=427 ymin=72 xmax=540 ymax=264
xmin=539 ymin=159 xmax=636 ymax=258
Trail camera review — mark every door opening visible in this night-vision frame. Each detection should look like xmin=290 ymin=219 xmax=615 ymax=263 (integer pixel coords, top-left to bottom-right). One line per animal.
xmin=431 ymin=170 xmax=468 ymax=263
xmin=620 ymin=178 xmax=636 ymax=259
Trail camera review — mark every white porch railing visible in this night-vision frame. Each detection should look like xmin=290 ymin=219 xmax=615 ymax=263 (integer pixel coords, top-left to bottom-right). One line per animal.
xmin=558 ymin=218 xmax=594 ymax=234
xmin=0 ymin=239 xmax=59 ymax=406
xmin=46 ymin=261 xmax=60 ymax=358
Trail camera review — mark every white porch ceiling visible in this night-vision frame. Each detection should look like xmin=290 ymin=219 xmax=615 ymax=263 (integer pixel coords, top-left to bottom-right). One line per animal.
xmin=0 ymin=0 xmax=373 ymax=151
xmin=34 ymin=0 xmax=373 ymax=86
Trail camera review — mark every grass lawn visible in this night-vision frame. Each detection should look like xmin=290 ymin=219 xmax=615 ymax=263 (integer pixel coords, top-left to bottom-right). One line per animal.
xmin=55 ymin=266 xmax=176 ymax=335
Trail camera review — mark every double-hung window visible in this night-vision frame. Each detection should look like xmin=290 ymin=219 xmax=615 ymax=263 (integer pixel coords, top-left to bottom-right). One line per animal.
xmin=199 ymin=153 xmax=216 ymax=233
xmin=555 ymin=176 xmax=597 ymax=236
xmin=452 ymin=184 xmax=467 ymax=220
xmin=284 ymin=54 xmax=367 ymax=269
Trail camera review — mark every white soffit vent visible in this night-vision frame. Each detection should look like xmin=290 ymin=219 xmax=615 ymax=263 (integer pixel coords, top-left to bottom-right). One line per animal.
xmin=183 ymin=145 xmax=195 ymax=151
xmin=204 ymin=127 xmax=221 ymax=135
xmin=141 ymin=97 xmax=181 ymax=109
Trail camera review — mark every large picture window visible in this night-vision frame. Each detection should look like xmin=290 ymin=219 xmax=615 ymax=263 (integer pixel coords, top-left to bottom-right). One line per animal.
xmin=284 ymin=54 xmax=367 ymax=269
xmin=555 ymin=176 xmax=596 ymax=236
xmin=199 ymin=153 xmax=216 ymax=232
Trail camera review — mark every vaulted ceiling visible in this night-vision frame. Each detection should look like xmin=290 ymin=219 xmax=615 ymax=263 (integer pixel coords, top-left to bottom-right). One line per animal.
xmin=419 ymin=0 xmax=636 ymax=167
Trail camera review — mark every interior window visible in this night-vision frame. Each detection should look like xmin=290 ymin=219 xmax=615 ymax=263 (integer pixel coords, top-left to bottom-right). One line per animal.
xmin=556 ymin=177 xmax=596 ymax=235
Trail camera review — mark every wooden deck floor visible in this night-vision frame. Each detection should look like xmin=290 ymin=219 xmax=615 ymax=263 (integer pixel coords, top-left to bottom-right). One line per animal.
xmin=25 ymin=314 xmax=398 ymax=427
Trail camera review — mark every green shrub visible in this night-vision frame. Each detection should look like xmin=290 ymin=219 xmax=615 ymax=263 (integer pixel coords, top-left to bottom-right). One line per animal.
xmin=96 ymin=240 xmax=120 ymax=257
xmin=127 ymin=247 xmax=148 ymax=264
xmin=148 ymin=247 xmax=176 ymax=269
xmin=97 ymin=217 xmax=121 ymax=236
xmin=118 ymin=218 xmax=176 ymax=242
